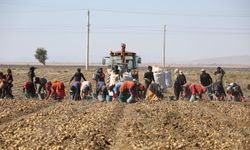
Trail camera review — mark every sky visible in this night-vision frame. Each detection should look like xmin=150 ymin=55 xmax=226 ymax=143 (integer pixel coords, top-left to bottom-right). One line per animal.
xmin=0 ymin=0 xmax=250 ymax=64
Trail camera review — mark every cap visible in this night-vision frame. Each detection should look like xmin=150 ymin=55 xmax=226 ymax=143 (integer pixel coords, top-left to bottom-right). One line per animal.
xmin=201 ymin=69 xmax=206 ymax=72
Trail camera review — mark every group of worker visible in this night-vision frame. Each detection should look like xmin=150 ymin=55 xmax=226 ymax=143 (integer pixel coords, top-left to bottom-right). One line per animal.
xmin=22 ymin=66 xmax=65 ymax=100
xmin=0 ymin=65 xmax=247 ymax=103
xmin=173 ymin=67 xmax=245 ymax=102
xmin=92 ymin=66 xmax=146 ymax=103
xmin=19 ymin=65 xmax=160 ymax=103
xmin=22 ymin=67 xmax=92 ymax=101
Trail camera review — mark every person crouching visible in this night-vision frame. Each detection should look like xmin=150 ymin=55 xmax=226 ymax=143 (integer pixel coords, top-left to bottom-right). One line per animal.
xmin=145 ymin=83 xmax=163 ymax=101
xmin=80 ymin=81 xmax=92 ymax=100
xmin=69 ymin=81 xmax=81 ymax=100
xmin=34 ymin=77 xmax=47 ymax=100
xmin=183 ymin=83 xmax=206 ymax=102
xmin=118 ymin=79 xmax=138 ymax=103
xmin=226 ymin=83 xmax=244 ymax=102
xmin=22 ymin=82 xmax=36 ymax=99
xmin=46 ymin=81 xmax=65 ymax=101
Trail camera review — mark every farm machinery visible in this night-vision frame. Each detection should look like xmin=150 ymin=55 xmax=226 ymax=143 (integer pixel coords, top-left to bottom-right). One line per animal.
xmin=102 ymin=44 xmax=141 ymax=80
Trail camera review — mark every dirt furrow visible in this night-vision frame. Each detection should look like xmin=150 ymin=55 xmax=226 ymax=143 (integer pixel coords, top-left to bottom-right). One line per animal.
xmin=174 ymin=100 xmax=250 ymax=149
xmin=205 ymin=101 xmax=250 ymax=123
xmin=0 ymin=100 xmax=127 ymax=149
xmin=58 ymin=101 xmax=125 ymax=150
xmin=0 ymin=100 xmax=97 ymax=149
xmin=111 ymin=101 xmax=175 ymax=149
xmin=0 ymin=100 xmax=55 ymax=126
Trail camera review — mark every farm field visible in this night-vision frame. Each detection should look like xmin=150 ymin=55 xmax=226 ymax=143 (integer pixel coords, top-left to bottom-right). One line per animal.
xmin=0 ymin=65 xmax=250 ymax=149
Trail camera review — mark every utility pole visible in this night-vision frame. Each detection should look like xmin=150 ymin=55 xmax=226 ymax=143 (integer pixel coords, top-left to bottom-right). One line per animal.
xmin=163 ymin=25 xmax=167 ymax=69
xmin=86 ymin=10 xmax=90 ymax=70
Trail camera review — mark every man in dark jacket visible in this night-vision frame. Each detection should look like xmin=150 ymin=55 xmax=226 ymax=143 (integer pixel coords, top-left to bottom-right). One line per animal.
xmin=200 ymin=69 xmax=213 ymax=100
xmin=174 ymin=69 xmax=187 ymax=100
xmin=144 ymin=66 xmax=155 ymax=97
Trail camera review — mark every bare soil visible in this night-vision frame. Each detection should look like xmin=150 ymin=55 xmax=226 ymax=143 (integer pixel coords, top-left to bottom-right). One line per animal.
xmin=0 ymin=65 xmax=249 ymax=149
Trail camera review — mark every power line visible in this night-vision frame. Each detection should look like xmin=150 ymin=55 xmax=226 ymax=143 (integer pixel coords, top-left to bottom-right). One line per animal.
xmin=0 ymin=22 xmax=249 ymax=35
xmin=0 ymin=8 xmax=249 ymax=18
xmin=91 ymin=9 xmax=250 ymax=18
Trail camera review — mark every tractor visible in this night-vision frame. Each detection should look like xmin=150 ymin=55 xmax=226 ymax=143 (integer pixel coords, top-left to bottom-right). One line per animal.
xmin=102 ymin=50 xmax=141 ymax=80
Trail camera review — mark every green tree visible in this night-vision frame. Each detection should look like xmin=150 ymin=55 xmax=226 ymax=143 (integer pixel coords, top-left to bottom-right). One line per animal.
xmin=35 ymin=48 xmax=48 ymax=65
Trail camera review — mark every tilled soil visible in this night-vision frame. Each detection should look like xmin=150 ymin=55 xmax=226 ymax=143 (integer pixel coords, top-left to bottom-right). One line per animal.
xmin=0 ymin=99 xmax=249 ymax=149
xmin=0 ymin=65 xmax=249 ymax=149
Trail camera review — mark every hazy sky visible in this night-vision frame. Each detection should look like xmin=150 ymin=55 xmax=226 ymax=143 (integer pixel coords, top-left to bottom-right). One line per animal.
xmin=0 ymin=0 xmax=249 ymax=64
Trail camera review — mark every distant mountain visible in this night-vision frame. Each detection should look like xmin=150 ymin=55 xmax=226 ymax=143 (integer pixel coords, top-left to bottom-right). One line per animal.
xmin=189 ymin=55 xmax=250 ymax=65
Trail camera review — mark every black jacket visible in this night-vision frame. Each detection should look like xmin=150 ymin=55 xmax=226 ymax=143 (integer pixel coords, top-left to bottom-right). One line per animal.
xmin=175 ymin=74 xmax=186 ymax=86
xmin=200 ymin=73 xmax=212 ymax=86
xmin=144 ymin=71 xmax=155 ymax=82
xmin=70 ymin=72 xmax=86 ymax=82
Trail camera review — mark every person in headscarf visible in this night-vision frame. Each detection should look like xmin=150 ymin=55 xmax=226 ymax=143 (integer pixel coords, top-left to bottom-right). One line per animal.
xmin=213 ymin=67 xmax=226 ymax=100
xmin=200 ymin=69 xmax=213 ymax=100
xmin=226 ymin=82 xmax=244 ymax=102
xmin=173 ymin=69 xmax=187 ymax=100
xmin=145 ymin=83 xmax=163 ymax=101
xmin=80 ymin=81 xmax=92 ymax=99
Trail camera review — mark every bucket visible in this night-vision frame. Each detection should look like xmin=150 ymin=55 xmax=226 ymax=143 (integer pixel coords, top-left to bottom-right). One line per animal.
xmin=168 ymin=96 xmax=175 ymax=101
xmin=127 ymin=96 xmax=134 ymax=103
xmin=106 ymin=95 xmax=112 ymax=102
xmin=97 ymin=94 xmax=105 ymax=102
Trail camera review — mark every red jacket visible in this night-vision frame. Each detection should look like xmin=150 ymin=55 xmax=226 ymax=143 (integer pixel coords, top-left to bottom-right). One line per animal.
xmin=119 ymin=81 xmax=136 ymax=96
xmin=47 ymin=81 xmax=65 ymax=99
xmin=189 ymin=83 xmax=206 ymax=95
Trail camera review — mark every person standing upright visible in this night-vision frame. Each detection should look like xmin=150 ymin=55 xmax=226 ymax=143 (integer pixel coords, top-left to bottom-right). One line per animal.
xmin=214 ymin=67 xmax=226 ymax=100
xmin=28 ymin=66 xmax=36 ymax=83
xmin=69 ymin=68 xmax=86 ymax=83
xmin=174 ymin=69 xmax=187 ymax=100
xmin=200 ymin=69 xmax=213 ymax=100
xmin=120 ymin=43 xmax=126 ymax=64
xmin=26 ymin=66 xmax=36 ymax=97
xmin=144 ymin=66 xmax=155 ymax=97
xmin=4 ymin=68 xmax=14 ymax=99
